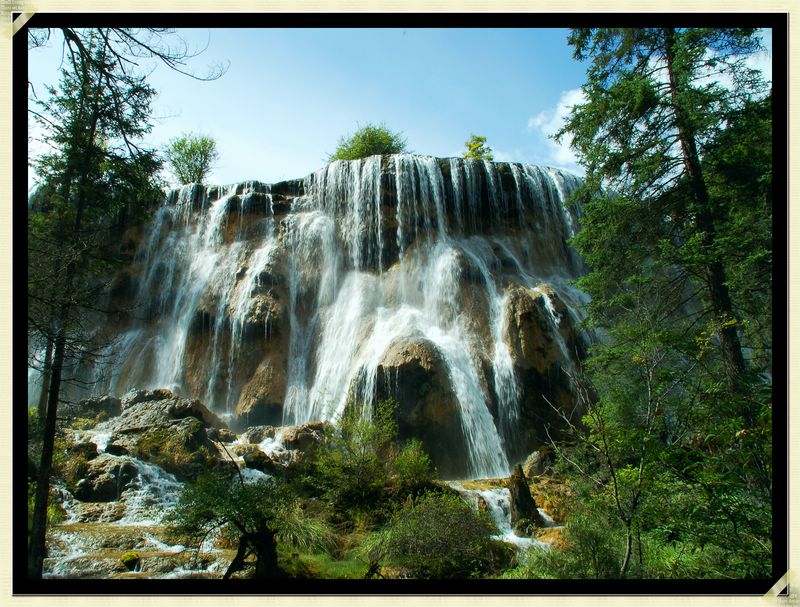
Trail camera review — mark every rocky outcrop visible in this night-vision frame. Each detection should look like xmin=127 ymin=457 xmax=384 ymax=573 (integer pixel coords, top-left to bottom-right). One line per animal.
xmin=375 ymin=337 xmax=468 ymax=478
xmin=508 ymin=464 xmax=544 ymax=535
xmin=98 ymin=389 xmax=227 ymax=481
xmin=73 ymin=454 xmax=138 ymax=502
xmin=503 ymin=285 xmax=586 ymax=462
xmin=63 ymin=395 xmax=123 ymax=421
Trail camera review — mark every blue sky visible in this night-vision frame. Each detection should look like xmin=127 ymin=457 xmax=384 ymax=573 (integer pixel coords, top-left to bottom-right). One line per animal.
xmin=27 ymin=27 xmax=773 ymax=189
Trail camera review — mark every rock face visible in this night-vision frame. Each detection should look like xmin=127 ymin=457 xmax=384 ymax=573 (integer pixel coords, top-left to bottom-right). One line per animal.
xmin=73 ymin=455 xmax=138 ymax=502
xmin=49 ymin=156 xmax=588 ymax=479
xmin=508 ymin=464 xmax=545 ymax=534
xmin=502 ymin=285 xmax=587 ymax=464
xmin=375 ymin=338 xmax=468 ymax=478
xmin=98 ymin=389 xmax=227 ymax=481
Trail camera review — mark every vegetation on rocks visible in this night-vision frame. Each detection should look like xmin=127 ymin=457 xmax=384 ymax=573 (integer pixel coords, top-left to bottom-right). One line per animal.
xmin=328 ymin=122 xmax=408 ymax=161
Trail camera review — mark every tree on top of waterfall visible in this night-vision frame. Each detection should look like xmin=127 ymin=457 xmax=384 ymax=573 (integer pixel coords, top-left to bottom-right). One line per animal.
xmin=462 ymin=134 xmax=494 ymax=161
xmin=328 ymin=122 xmax=408 ymax=162
xmin=164 ymin=133 xmax=220 ymax=185
xmin=547 ymin=27 xmax=773 ymax=577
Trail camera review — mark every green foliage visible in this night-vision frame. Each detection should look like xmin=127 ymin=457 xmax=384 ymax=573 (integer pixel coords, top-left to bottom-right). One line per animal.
xmin=167 ymin=469 xmax=335 ymax=578
xmin=545 ymin=27 xmax=773 ymax=579
xmin=163 ymin=132 xmax=219 ymax=185
xmin=328 ymin=122 xmax=408 ymax=161
xmin=462 ymin=134 xmax=493 ymax=160
xmin=120 ymin=551 xmax=141 ymax=570
xmin=385 ymin=491 xmax=497 ymax=578
xmin=305 ymin=398 xmax=437 ymax=524
xmin=391 ymin=438 xmax=436 ymax=495
xmin=27 ymin=482 xmax=66 ymax=537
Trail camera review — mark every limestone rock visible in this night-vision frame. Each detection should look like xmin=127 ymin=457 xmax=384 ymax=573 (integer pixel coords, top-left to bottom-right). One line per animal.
xmin=522 ymin=449 xmax=554 ymax=478
xmin=65 ymin=395 xmax=123 ymax=421
xmin=280 ymin=421 xmax=329 ymax=452
xmin=239 ymin=425 xmax=276 ymax=444
xmin=73 ymin=454 xmax=138 ymax=502
xmin=235 ymin=353 xmax=287 ymax=426
xmin=97 ymin=389 xmax=226 ymax=480
xmin=508 ymin=464 xmax=544 ymax=535
xmin=375 ymin=337 xmax=469 ymax=479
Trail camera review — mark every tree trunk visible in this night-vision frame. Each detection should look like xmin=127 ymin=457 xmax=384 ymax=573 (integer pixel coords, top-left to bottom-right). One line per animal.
xmin=619 ymin=524 xmax=633 ymax=578
xmin=28 ymin=329 xmax=66 ymax=579
xmin=223 ymin=538 xmax=250 ymax=580
xmin=662 ymin=27 xmax=747 ymax=392
xmin=36 ymin=337 xmax=54 ymax=420
xmin=252 ymin=529 xmax=281 ymax=579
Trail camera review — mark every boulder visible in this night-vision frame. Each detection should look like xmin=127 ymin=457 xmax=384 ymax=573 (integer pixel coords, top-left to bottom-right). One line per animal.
xmin=522 ymin=449 xmax=553 ymax=478
xmin=117 ymin=388 xmax=227 ymax=430
xmin=280 ymin=421 xmax=329 ymax=452
xmin=375 ymin=337 xmax=469 ymax=479
xmin=65 ymin=395 xmax=122 ymax=421
xmin=207 ymin=427 xmax=239 ymax=444
xmin=239 ymin=425 xmax=276 ymax=445
xmin=73 ymin=454 xmax=138 ymax=502
xmin=508 ymin=464 xmax=545 ymax=535
xmin=96 ymin=389 xmax=226 ymax=481
xmin=69 ymin=441 xmax=100 ymax=462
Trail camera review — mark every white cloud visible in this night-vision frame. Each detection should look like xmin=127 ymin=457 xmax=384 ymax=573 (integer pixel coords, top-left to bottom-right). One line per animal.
xmin=528 ymin=88 xmax=586 ymax=174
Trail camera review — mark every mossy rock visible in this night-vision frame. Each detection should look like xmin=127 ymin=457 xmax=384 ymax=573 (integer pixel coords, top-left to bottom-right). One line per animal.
xmin=120 ymin=551 xmax=140 ymax=571
xmin=132 ymin=417 xmax=218 ymax=481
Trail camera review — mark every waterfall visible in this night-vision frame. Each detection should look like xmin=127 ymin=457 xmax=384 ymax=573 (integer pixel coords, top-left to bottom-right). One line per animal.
xmin=48 ymin=155 xmax=584 ymax=480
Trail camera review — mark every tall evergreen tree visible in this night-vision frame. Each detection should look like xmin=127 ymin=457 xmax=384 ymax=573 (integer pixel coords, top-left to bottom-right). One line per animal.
xmin=27 ymin=32 xmax=162 ymax=579
xmin=549 ymin=28 xmax=773 ymax=577
xmin=558 ymin=28 xmax=769 ymax=392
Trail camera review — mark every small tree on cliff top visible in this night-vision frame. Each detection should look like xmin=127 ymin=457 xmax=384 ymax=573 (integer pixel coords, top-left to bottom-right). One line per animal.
xmin=328 ymin=122 xmax=408 ymax=161
xmin=462 ymin=134 xmax=494 ymax=160
xmin=164 ymin=133 xmax=219 ymax=185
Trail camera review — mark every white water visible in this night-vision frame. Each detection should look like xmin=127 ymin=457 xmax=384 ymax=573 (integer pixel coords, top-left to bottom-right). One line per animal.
xmin=449 ymin=483 xmax=552 ymax=550
xmin=35 ymin=156 xmax=583 ymax=480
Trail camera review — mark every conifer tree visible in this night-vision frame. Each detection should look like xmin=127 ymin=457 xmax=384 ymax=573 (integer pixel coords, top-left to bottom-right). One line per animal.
xmin=27 ymin=32 xmax=162 ymax=579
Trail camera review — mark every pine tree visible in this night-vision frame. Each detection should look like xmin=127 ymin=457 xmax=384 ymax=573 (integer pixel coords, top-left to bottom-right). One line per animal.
xmin=550 ymin=27 xmax=773 ymax=577
xmin=559 ymin=28 xmax=769 ymax=391
xmin=27 ymin=33 xmax=162 ymax=579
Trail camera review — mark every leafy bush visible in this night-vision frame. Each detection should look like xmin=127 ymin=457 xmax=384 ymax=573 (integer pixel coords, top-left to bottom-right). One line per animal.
xmin=391 ymin=438 xmax=436 ymax=496
xmin=164 ymin=132 xmax=218 ymax=185
xmin=503 ymin=503 xmax=624 ymax=579
xmin=310 ymin=399 xmax=436 ymax=523
xmin=386 ymin=491 xmax=496 ymax=578
xmin=328 ymin=123 xmax=407 ymax=161
xmin=462 ymin=134 xmax=493 ymax=160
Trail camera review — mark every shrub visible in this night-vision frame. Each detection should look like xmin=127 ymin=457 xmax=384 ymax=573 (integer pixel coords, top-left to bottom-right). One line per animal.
xmin=164 ymin=133 xmax=218 ymax=185
xmin=462 ymin=134 xmax=493 ymax=160
xmin=328 ymin=123 xmax=408 ymax=162
xmin=386 ymin=491 xmax=496 ymax=578
xmin=391 ymin=438 xmax=436 ymax=496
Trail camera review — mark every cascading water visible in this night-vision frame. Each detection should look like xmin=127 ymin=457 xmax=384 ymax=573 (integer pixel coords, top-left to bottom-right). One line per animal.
xmin=47 ymin=155 xmax=586 ymax=480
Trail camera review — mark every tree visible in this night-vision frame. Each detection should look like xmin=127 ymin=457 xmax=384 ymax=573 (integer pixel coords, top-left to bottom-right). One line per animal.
xmin=462 ymin=134 xmax=493 ymax=160
xmin=544 ymin=27 xmax=772 ymax=578
xmin=167 ymin=469 xmax=335 ymax=579
xmin=386 ymin=492 xmax=498 ymax=578
xmin=557 ymin=27 xmax=769 ymax=393
xmin=163 ymin=133 xmax=219 ymax=185
xmin=26 ymin=32 xmax=163 ymax=580
xmin=28 ymin=27 xmax=228 ymax=85
xmin=328 ymin=122 xmax=408 ymax=161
